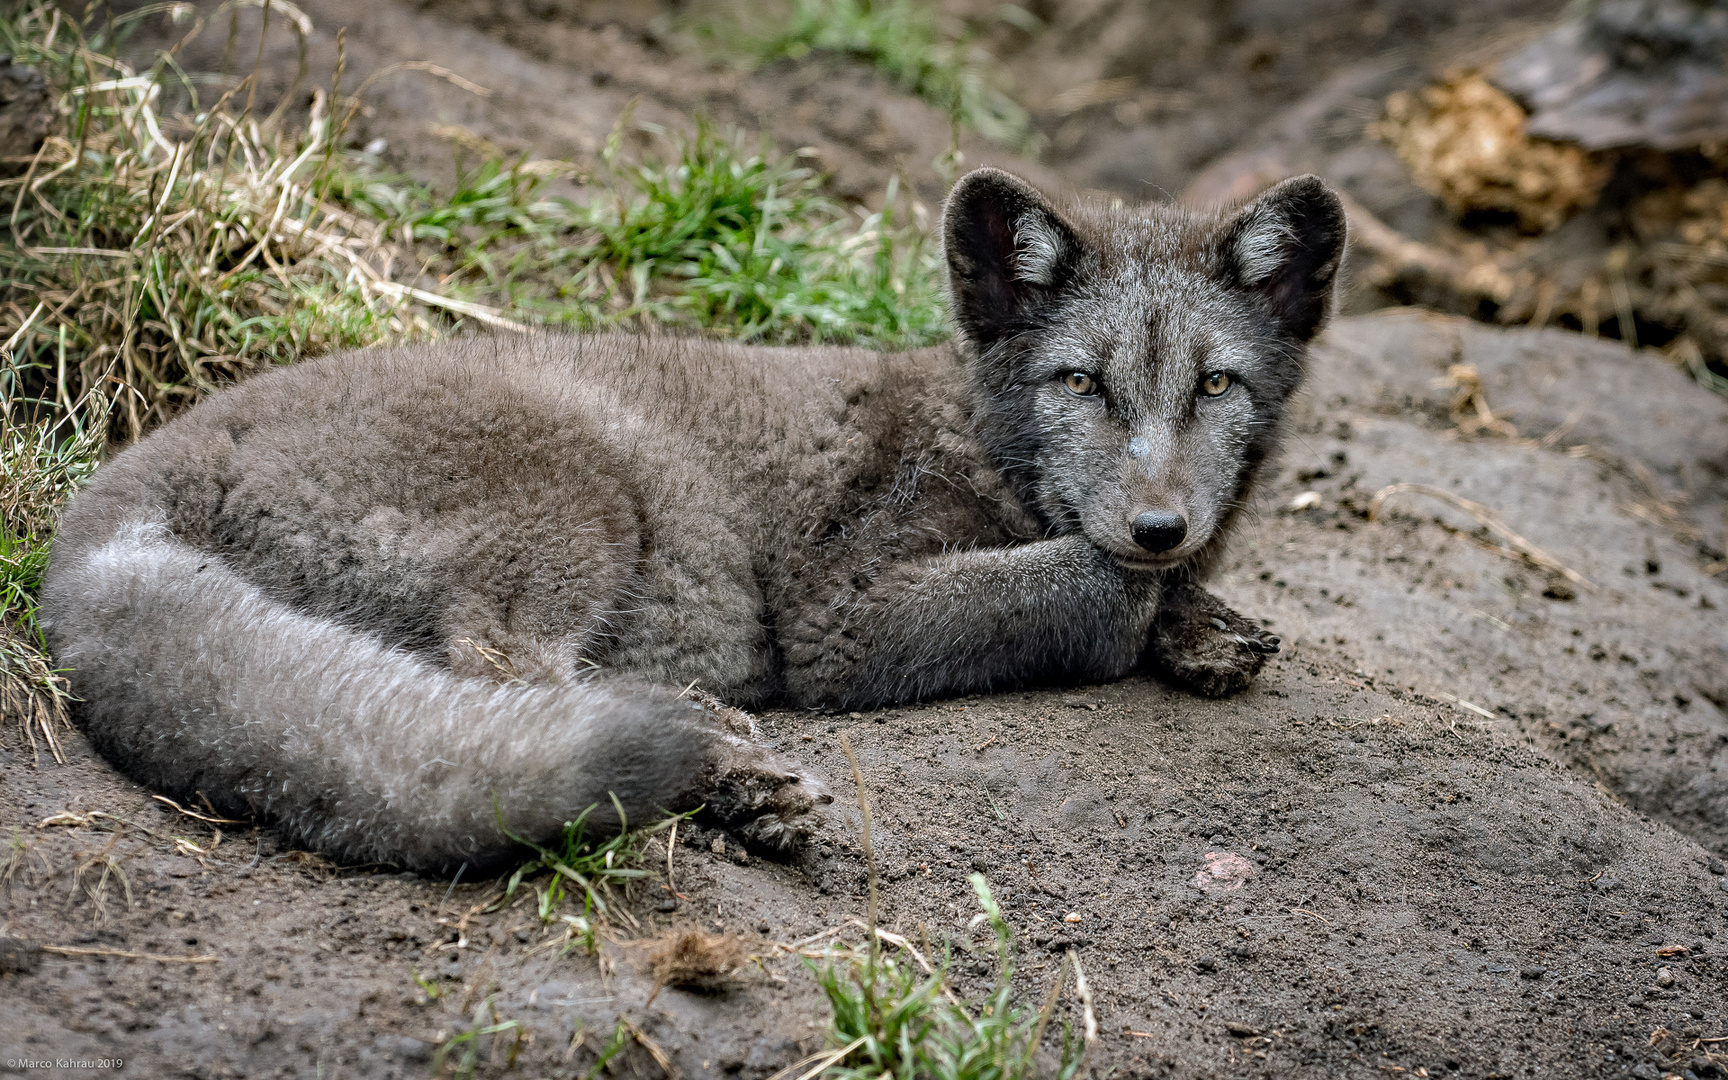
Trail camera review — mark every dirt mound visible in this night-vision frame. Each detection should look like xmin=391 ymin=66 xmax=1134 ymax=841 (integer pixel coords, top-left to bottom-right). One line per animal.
xmin=5 ymin=312 xmax=1725 ymax=1078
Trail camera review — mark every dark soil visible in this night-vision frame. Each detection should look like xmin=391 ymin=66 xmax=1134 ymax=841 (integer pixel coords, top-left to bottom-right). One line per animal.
xmin=8 ymin=3 xmax=1728 ymax=1078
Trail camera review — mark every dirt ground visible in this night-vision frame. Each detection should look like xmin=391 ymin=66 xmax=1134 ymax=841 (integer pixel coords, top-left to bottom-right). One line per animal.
xmin=6 ymin=2 xmax=1728 ymax=1078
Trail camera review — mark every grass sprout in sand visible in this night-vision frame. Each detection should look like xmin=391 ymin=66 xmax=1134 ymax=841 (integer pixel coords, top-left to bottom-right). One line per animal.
xmin=813 ymin=875 xmax=1089 ymax=1080
xmin=496 ymin=799 xmax=690 ymax=953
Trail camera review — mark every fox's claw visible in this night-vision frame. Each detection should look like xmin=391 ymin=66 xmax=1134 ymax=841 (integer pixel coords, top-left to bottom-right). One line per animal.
xmin=688 ymin=695 xmax=834 ymax=855
xmin=1146 ymin=581 xmax=1277 ymax=698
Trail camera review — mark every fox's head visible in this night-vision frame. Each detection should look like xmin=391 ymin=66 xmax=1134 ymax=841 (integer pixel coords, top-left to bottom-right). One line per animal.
xmin=943 ymin=168 xmax=1346 ymax=571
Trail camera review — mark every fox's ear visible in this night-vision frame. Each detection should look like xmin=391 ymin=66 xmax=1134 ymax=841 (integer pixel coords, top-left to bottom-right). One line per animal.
xmin=943 ymin=168 xmax=1079 ymax=350
xmin=1221 ymin=175 xmax=1346 ymax=342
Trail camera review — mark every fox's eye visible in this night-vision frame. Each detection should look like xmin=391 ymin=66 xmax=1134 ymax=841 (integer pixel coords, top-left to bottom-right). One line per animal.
xmin=1061 ymin=372 xmax=1100 ymax=397
xmin=1200 ymin=371 xmax=1232 ymax=398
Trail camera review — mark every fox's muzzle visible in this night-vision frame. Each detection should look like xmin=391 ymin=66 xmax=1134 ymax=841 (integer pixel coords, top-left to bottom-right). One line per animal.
xmin=1130 ymin=510 xmax=1187 ymax=553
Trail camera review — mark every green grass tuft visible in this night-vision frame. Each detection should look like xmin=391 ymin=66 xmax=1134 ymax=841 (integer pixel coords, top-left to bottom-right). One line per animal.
xmin=0 ymin=0 xmax=952 ymax=442
xmin=814 ymin=875 xmax=1089 ymax=1080
xmin=0 ymin=3 xmax=439 ymax=442
xmin=682 ymin=0 xmax=1042 ymax=155
xmin=430 ymin=992 xmax=525 ymax=1079
xmin=2 ymin=337 xmax=108 ymax=759
xmin=344 ymin=119 xmax=951 ymax=347
xmin=494 ymin=796 xmax=690 ymax=952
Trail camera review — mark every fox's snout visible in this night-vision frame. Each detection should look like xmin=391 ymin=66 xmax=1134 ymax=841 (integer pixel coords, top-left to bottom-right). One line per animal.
xmin=1130 ymin=509 xmax=1187 ymax=553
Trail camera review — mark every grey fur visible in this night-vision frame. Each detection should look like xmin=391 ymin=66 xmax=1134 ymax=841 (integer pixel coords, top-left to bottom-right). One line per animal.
xmin=40 ymin=170 xmax=1345 ymax=873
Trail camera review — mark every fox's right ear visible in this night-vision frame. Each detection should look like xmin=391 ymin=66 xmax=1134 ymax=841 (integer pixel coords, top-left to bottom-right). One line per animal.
xmin=943 ymin=168 xmax=1079 ymax=351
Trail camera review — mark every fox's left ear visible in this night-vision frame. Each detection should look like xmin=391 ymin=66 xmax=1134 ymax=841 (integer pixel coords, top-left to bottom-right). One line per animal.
xmin=1220 ymin=175 xmax=1346 ymax=342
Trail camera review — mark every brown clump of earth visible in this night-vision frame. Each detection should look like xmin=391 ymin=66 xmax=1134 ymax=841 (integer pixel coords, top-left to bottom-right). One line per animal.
xmin=645 ymin=929 xmax=749 ymax=999
xmin=1375 ymin=71 xmax=1611 ymax=232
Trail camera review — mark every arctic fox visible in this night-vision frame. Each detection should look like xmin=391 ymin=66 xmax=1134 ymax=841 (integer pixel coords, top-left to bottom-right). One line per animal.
xmin=41 ymin=169 xmax=1345 ymax=873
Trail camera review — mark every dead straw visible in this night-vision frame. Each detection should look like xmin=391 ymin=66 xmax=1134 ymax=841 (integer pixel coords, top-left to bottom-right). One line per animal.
xmin=1367 ymin=482 xmax=1593 ymax=588
xmin=41 ymin=943 xmax=218 ymax=963
xmin=837 ymin=732 xmax=878 ymax=969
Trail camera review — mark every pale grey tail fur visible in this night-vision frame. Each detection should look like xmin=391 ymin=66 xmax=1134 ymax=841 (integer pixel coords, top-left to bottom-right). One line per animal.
xmin=41 ymin=169 xmax=1346 ymax=874
xmin=46 ymin=520 xmax=743 ymax=870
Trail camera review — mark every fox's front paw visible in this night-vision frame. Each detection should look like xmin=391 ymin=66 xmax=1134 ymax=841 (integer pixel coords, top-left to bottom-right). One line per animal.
xmin=1145 ymin=583 xmax=1280 ymax=698
xmin=690 ymin=699 xmax=833 ymax=855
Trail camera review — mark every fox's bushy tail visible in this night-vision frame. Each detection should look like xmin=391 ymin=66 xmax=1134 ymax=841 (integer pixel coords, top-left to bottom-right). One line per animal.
xmin=40 ymin=514 xmax=711 ymax=874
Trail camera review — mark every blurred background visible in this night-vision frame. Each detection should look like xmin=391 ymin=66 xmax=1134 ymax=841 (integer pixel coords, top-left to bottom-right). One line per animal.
xmin=116 ymin=0 xmax=1728 ymax=387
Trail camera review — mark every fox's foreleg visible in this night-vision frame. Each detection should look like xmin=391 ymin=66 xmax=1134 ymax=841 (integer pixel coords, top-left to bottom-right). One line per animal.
xmin=784 ymin=535 xmax=1162 ymax=707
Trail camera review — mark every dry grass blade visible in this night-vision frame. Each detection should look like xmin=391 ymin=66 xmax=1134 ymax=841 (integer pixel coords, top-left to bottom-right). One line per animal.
xmin=150 ymin=794 xmax=245 ymax=824
xmin=758 ymin=1037 xmax=868 ymax=1080
xmin=1367 ymin=482 xmax=1593 ymax=588
xmin=622 ymin=1017 xmax=680 ymax=1080
xmin=1026 ymin=949 xmax=1071 ymax=1068
xmin=1 ymin=634 xmax=70 ymax=764
xmin=837 ymin=732 xmax=879 ymax=964
xmin=68 ymin=835 xmax=132 ymax=927
xmin=1069 ymin=948 xmax=1098 ymax=1046
xmin=40 ymin=943 xmax=218 ymax=963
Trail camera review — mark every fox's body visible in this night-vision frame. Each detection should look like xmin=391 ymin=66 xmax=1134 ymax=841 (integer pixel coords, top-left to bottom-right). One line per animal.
xmin=41 ymin=170 xmax=1345 ymax=872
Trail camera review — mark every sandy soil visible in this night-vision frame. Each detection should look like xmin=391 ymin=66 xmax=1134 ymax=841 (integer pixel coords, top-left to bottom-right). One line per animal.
xmin=6 ymin=3 xmax=1728 ymax=1078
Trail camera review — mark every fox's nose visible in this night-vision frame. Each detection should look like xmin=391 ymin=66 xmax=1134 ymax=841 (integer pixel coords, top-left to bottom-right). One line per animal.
xmin=1131 ymin=510 xmax=1187 ymax=553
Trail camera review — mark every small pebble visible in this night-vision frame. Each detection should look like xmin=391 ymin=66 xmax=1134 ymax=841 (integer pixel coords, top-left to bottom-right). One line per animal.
xmin=657 ymin=897 xmax=679 ymax=913
xmin=1195 ymin=956 xmax=1216 ymax=972
xmin=1655 ymin=966 xmax=1675 ymax=988
xmin=1063 ymin=912 xmax=1082 ymax=924
xmin=1519 ymin=967 xmax=1546 ymax=980
xmin=756 ymin=921 xmax=771 ymax=934
xmin=386 ymin=1035 xmax=434 ymax=1062
xmin=0 ymin=937 xmax=41 ymax=975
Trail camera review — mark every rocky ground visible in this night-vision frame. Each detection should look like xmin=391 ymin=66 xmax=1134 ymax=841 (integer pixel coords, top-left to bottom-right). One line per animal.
xmin=4 ymin=2 xmax=1727 ymax=1078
